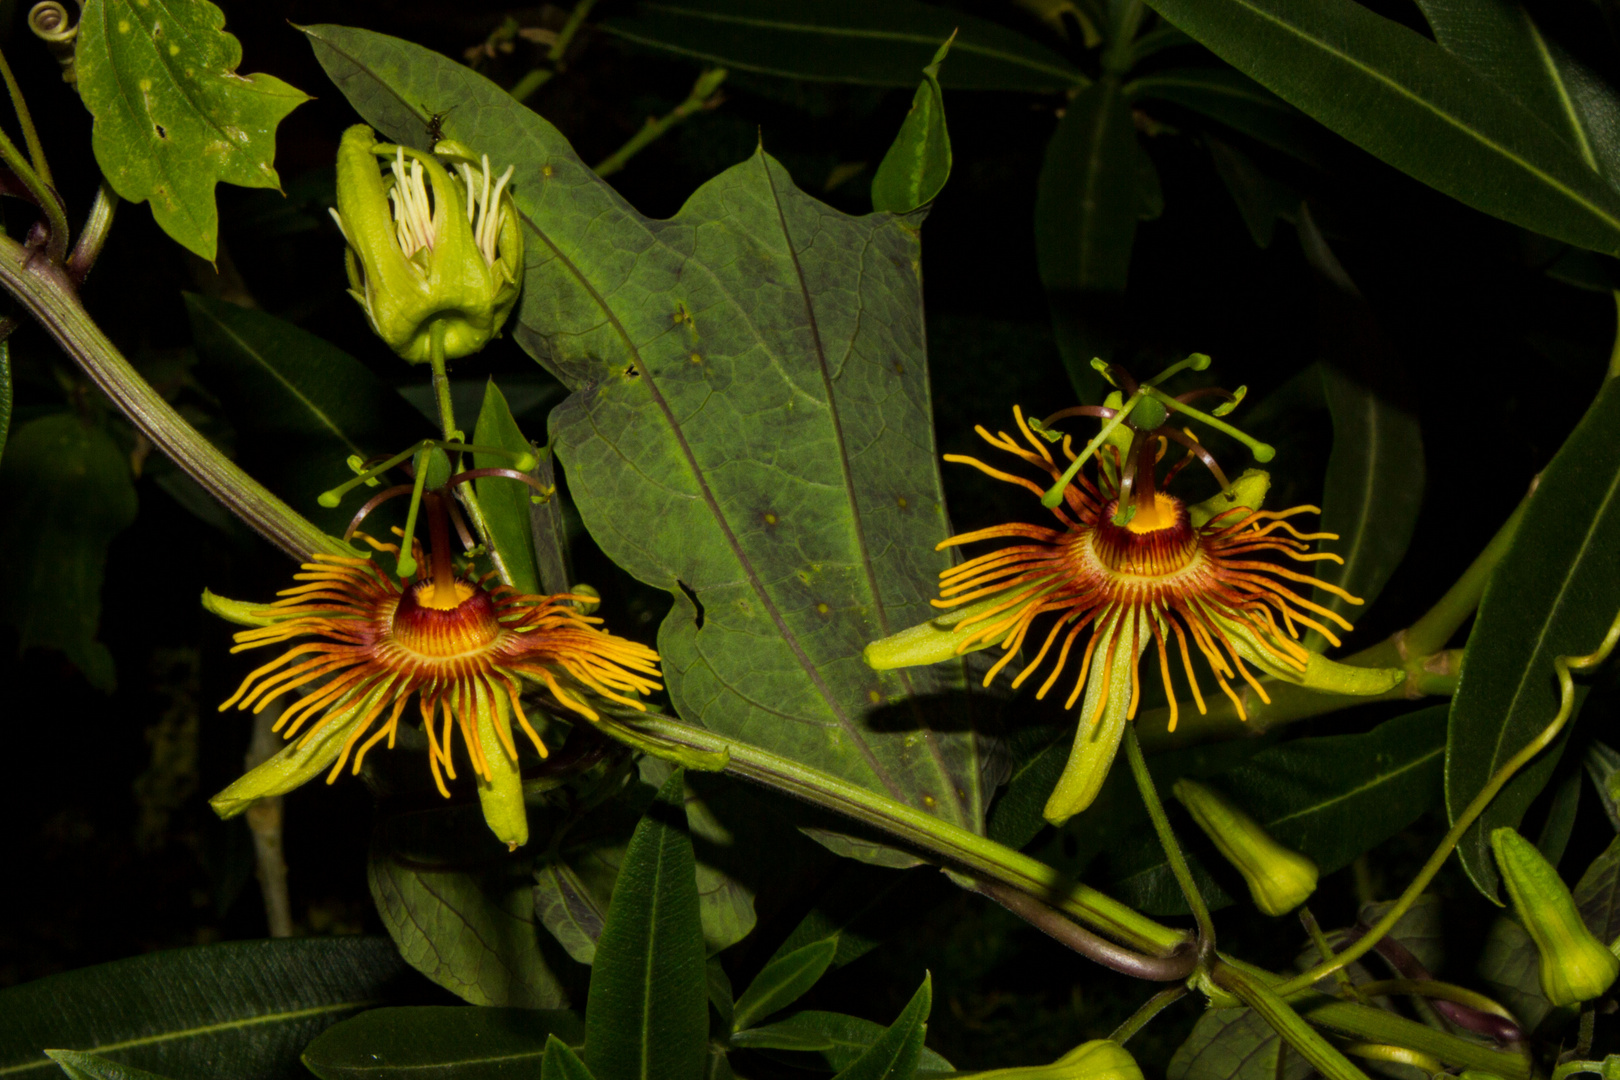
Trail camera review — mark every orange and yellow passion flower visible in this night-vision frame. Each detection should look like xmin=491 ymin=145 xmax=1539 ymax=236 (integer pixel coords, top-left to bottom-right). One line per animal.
xmin=207 ymin=494 xmax=661 ymax=849
xmin=867 ymin=364 xmax=1401 ymax=823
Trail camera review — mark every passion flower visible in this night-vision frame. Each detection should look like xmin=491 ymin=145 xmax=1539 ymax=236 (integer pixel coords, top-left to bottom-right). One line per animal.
xmin=209 ymin=496 xmax=661 ymax=849
xmin=867 ymin=360 xmax=1401 ymax=822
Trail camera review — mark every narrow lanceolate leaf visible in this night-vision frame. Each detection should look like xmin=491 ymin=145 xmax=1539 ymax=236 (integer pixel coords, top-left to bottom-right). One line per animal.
xmin=77 ymin=0 xmax=309 ymax=260
xmin=1141 ymin=0 xmax=1620 ymax=256
xmin=731 ymin=940 xmax=838 ymax=1033
xmin=184 ymin=293 xmax=431 ymax=538
xmin=585 ymin=772 xmax=708 ymax=1080
xmin=309 ymin=24 xmax=995 ymax=837
xmin=830 ymin=975 xmax=931 ymax=1080
xmin=1036 ymin=77 xmax=1141 ymax=295
xmin=0 ymin=938 xmax=411 ymax=1079
xmin=0 ymin=413 xmax=136 ymax=692
xmin=1448 ymin=377 xmax=1620 ymax=899
xmin=301 ymin=1006 xmax=584 ymax=1080
xmin=473 ymin=380 xmax=544 ymax=595
xmin=1113 ymin=708 xmax=1446 ymax=915
xmin=1307 ymin=366 xmax=1424 ymax=647
xmin=871 ymin=36 xmax=952 ymax=215
xmin=542 ymin=1038 xmax=597 ymax=1080
xmin=727 ymin=1011 xmax=954 ymax=1073
xmin=1415 ymin=0 xmax=1620 ymax=182
xmin=368 ymin=807 xmax=569 ymax=1009
xmin=600 ymin=0 xmax=1084 ymax=92
xmin=44 ymin=1051 xmax=177 ymax=1080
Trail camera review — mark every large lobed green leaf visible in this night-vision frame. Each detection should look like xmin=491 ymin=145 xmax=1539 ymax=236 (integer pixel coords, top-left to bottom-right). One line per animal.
xmin=77 ymin=0 xmax=309 ymax=260
xmin=0 ymin=938 xmax=412 ymax=1080
xmin=1448 ymin=376 xmax=1620 ymax=899
xmin=599 ymin=0 xmax=1083 ymax=92
xmin=1141 ymin=0 xmax=1620 ymax=256
xmin=306 ymin=24 xmax=994 ymax=834
xmin=0 ymin=413 xmax=136 ymax=692
xmin=585 ymin=772 xmax=708 ymax=1080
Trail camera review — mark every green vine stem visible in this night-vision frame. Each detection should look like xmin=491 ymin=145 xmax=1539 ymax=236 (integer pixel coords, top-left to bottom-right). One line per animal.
xmin=509 ymin=0 xmax=598 ymax=103
xmin=594 ymin=68 xmax=728 ymax=178
xmin=67 ymin=182 xmax=117 ymax=284
xmin=1213 ymin=962 xmax=1372 ymax=1080
xmin=1124 ymin=725 xmax=1215 ymax=951
xmin=600 ymin=709 xmax=1192 ymax=957
xmin=0 ymin=40 xmax=50 ymax=188
xmin=1276 ymin=603 xmax=1620 ymax=996
xmin=976 ymin=880 xmax=1195 ymax=980
xmin=1108 ymin=985 xmax=1187 ymax=1043
xmin=0 ymin=230 xmax=344 ymax=560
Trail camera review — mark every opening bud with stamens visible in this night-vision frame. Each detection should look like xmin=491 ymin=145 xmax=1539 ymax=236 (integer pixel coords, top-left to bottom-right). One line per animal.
xmin=331 ymin=125 xmax=524 ymax=363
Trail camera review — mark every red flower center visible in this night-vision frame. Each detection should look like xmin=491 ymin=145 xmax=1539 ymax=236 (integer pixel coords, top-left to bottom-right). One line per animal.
xmin=390 ymin=580 xmax=502 ymax=659
xmin=1088 ymin=494 xmax=1199 ymax=577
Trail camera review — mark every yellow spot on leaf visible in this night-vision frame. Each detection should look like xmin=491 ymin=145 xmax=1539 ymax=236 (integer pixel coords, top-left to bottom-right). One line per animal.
xmin=764 ymin=513 xmax=777 ymax=525
xmin=118 ymin=18 xmax=131 ymax=32
xmin=868 ymin=690 xmax=882 ymax=704
xmin=896 ymin=496 xmax=907 ymax=509
xmin=139 ymin=78 xmax=152 ymax=92
xmin=817 ymin=603 xmax=829 ymax=615
xmin=170 ymin=44 xmax=180 ymax=55
xmin=542 ymin=165 xmax=554 ymax=178
xmin=690 ymin=352 xmax=702 ymax=364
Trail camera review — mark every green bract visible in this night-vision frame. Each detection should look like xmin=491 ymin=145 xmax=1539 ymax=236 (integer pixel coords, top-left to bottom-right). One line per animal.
xmin=1491 ymin=827 xmax=1619 ymax=1006
xmin=331 ymin=125 xmax=523 ymax=363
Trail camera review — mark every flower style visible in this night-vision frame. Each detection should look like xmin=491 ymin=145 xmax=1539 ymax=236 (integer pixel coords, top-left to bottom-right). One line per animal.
xmin=330 ymin=124 xmax=523 ymax=363
xmin=209 ymin=502 xmax=661 ymax=849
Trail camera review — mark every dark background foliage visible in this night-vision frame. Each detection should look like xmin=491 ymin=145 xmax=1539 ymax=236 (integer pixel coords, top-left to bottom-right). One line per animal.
xmin=4 ymin=0 xmax=1619 ymax=1070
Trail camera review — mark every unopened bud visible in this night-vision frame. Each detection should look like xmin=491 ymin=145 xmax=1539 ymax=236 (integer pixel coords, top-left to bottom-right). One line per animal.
xmin=1491 ymin=827 xmax=1618 ymax=1006
xmin=331 ymin=125 xmax=523 ymax=363
xmin=957 ymin=1040 xmax=1144 ymax=1080
xmin=1173 ymin=778 xmax=1318 ymax=916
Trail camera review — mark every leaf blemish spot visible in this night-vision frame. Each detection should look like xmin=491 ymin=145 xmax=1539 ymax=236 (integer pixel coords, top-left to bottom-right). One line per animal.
xmin=155 ymin=124 xmax=167 ymax=140
xmin=896 ymin=496 xmax=907 ymax=509
xmin=117 ymin=18 xmax=130 ymax=32
xmin=169 ymin=43 xmax=180 ymax=56
xmin=763 ymin=512 xmax=777 ymax=526
xmin=690 ymin=352 xmax=702 ymax=365
xmin=893 ymin=362 xmax=904 ymax=375
xmin=868 ymin=690 xmax=882 ymax=704
xmin=542 ymin=165 xmax=554 ymax=178
xmin=816 ymin=603 xmax=829 ymax=615
xmin=624 ymin=365 xmax=639 ymax=379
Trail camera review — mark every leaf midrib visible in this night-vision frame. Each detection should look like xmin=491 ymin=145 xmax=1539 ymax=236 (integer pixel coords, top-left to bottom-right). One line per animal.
xmin=1265 ymin=743 xmax=1442 ymax=828
xmin=0 ymin=1002 xmax=377 ymax=1077
xmin=1193 ymin=0 xmax=1620 ymax=234
xmin=192 ymin=302 xmax=367 ymax=455
xmin=1475 ymin=433 xmax=1620 ymax=781
xmin=632 ymin=2 xmax=1082 ymax=83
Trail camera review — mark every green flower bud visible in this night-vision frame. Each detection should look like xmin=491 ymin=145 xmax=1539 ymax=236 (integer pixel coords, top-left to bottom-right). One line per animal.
xmin=1172 ymin=778 xmax=1318 ymax=916
xmin=331 ymin=125 xmax=523 ymax=363
xmin=957 ymin=1040 xmax=1144 ymax=1080
xmin=1491 ymin=827 xmax=1619 ymax=1006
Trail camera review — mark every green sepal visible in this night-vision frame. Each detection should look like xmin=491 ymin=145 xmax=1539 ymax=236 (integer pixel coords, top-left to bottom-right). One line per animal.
xmin=863 ymin=586 xmax=1053 ymax=670
xmin=473 ymin=680 xmax=529 ymax=850
xmin=1044 ymin=609 xmax=1143 ymax=825
xmin=209 ymin=685 xmax=390 ymax=817
xmin=1212 ymin=612 xmax=1402 ymax=697
xmin=1492 ymin=827 xmax=1620 ymax=1006
xmin=1173 ymin=777 xmax=1319 ymax=916
xmin=201 ymin=587 xmax=277 ymax=628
